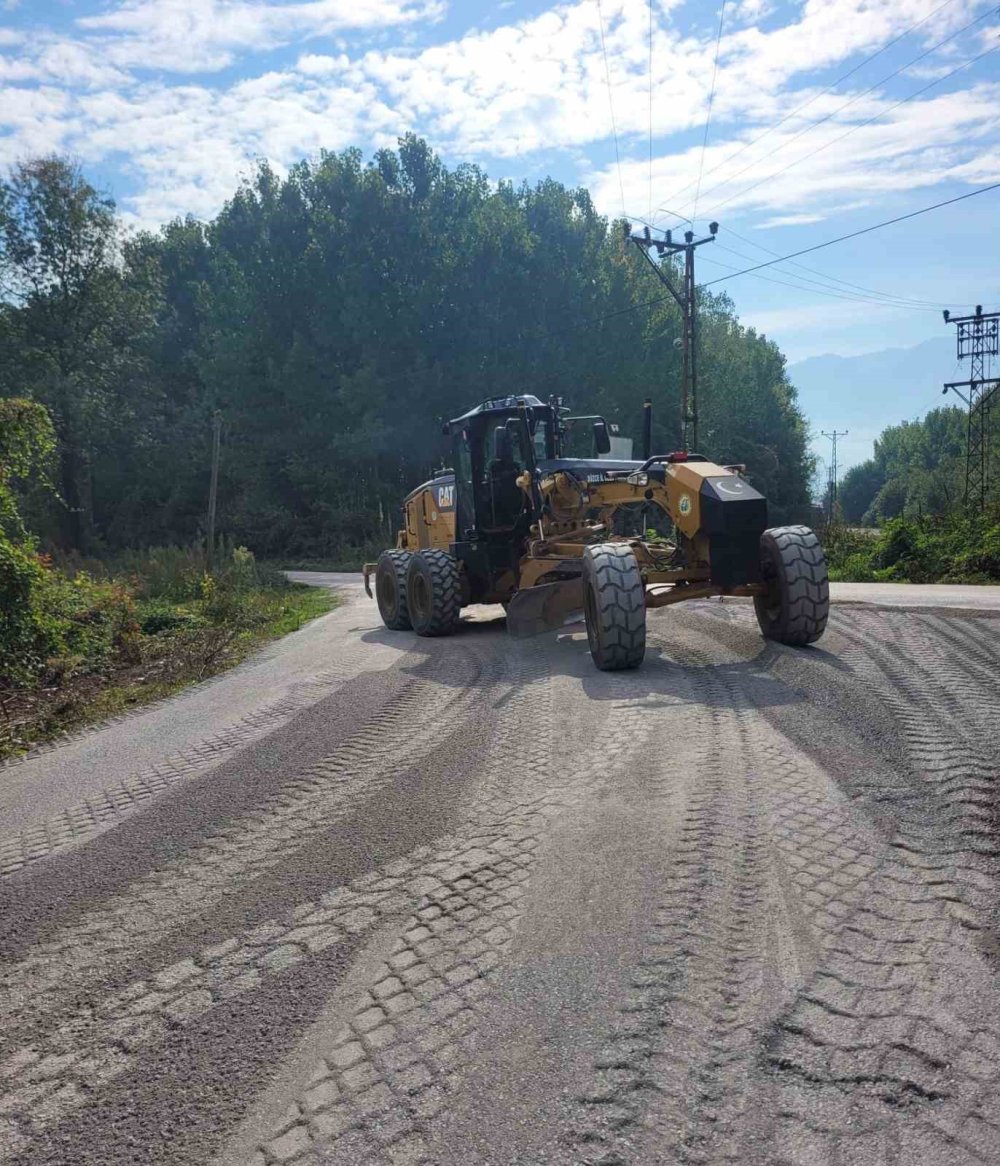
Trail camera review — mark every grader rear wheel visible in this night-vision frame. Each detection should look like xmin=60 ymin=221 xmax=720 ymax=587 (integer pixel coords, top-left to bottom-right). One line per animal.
xmin=407 ymin=549 xmax=462 ymax=637
xmin=754 ymin=525 xmax=829 ymax=646
xmin=374 ymin=549 xmax=412 ymax=630
xmin=582 ymin=543 xmax=646 ymax=671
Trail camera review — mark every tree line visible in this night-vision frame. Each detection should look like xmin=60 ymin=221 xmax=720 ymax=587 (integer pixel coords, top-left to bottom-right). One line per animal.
xmin=0 ymin=138 xmax=814 ymax=561
xmin=839 ymin=405 xmax=1000 ymax=524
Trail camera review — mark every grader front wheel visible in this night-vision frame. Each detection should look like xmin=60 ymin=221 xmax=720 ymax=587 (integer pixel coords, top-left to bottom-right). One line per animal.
xmin=582 ymin=543 xmax=646 ymax=671
xmin=374 ymin=549 xmax=412 ymax=630
xmin=754 ymin=526 xmax=830 ymax=646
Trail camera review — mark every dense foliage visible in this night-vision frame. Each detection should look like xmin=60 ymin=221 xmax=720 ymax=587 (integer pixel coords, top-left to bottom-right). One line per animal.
xmin=827 ymin=407 xmax=1000 ymax=583
xmin=0 ymin=400 xmax=295 ymax=691
xmin=0 ymin=401 xmax=328 ymax=755
xmin=0 ymin=535 xmax=333 ymax=757
xmin=825 ymin=509 xmax=1000 ymax=584
xmin=838 ymin=406 xmax=986 ymax=525
xmin=1 ymin=141 xmax=813 ymax=562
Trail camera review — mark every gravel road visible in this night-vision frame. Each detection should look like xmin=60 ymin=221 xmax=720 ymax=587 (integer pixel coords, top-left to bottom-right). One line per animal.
xmin=1 ymin=574 xmax=999 ymax=1166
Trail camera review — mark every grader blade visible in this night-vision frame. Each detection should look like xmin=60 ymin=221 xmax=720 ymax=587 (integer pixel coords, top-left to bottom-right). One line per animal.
xmin=505 ymin=579 xmax=584 ymax=638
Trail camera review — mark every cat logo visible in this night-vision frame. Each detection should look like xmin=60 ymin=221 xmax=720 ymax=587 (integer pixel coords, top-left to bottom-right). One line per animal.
xmin=436 ymin=484 xmax=455 ymax=510
xmin=678 ymin=493 xmax=692 ymax=516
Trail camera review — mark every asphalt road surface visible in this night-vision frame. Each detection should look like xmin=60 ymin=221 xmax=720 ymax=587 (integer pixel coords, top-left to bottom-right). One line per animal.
xmin=2 ymin=574 xmax=999 ymax=1166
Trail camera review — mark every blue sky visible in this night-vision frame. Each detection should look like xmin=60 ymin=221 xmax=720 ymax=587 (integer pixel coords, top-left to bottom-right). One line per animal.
xmin=1 ymin=0 xmax=998 ymax=373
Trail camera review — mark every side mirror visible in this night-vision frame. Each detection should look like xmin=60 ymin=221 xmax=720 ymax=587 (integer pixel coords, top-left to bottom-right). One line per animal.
xmin=593 ymin=420 xmax=612 ymax=456
xmin=495 ymin=425 xmax=513 ymax=462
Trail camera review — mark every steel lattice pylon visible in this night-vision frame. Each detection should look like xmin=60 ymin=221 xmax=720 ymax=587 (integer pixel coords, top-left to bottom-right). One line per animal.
xmin=943 ymin=307 xmax=1000 ymax=511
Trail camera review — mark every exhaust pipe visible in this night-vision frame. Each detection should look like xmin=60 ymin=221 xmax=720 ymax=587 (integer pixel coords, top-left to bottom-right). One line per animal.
xmin=642 ymin=397 xmax=652 ymax=461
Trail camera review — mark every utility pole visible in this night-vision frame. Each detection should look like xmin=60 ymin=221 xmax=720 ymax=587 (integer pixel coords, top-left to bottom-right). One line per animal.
xmin=942 ymin=305 xmax=999 ymax=511
xmin=207 ymin=410 xmax=222 ymax=565
xmin=625 ymin=221 xmax=718 ymax=451
xmin=821 ymin=429 xmax=848 ymax=522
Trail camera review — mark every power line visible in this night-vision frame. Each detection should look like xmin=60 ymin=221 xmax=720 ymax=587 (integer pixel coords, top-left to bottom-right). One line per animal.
xmin=692 ymin=1 xmax=726 ymax=222
xmin=703 ymin=182 xmax=1000 ymax=287
xmin=705 ymin=35 xmax=998 ymax=218
xmin=509 ymin=184 xmax=1000 ymax=345
xmin=721 ymin=225 xmax=974 ymax=310
xmin=694 ymin=6 xmax=994 ymax=216
xmin=596 ymin=0 xmax=626 ymax=216
xmin=537 ymin=184 xmax=1000 ymax=339
xmin=701 ymin=248 xmax=945 ymax=312
xmin=711 ymin=238 xmax=961 ymax=311
xmin=655 ymin=0 xmax=963 ymax=217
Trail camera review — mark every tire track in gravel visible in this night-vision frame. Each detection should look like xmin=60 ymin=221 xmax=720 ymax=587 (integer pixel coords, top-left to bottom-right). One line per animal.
xmin=0 ymin=663 xmax=364 ymax=880
xmin=728 ymin=613 xmax=1000 ymax=1165
xmin=916 ymin=611 xmax=1000 ymax=680
xmin=0 ymin=635 xmax=518 ymax=1160
xmin=4 ymin=603 xmax=999 ymax=1166
xmin=412 ymin=664 xmax=697 ymax=1166
xmin=0 ymin=650 xmax=488 ymax=1040
xmin=218 ymin=642 xmax=674 ymax=1166
xmin=542 ymin=633 xmax=811 ymax=1166
xmin=545 ymin=609 xmax=1000 ymax=1166
xmin=827 ymin=612 xmax=1000 ymax=885
xmin=0 ymin=633 xmax=574 ymax=1162
xmin=560 ymin=702 xmax=786 ymax=1165
xmin=0 ymin=590 xmax=398 ymax=874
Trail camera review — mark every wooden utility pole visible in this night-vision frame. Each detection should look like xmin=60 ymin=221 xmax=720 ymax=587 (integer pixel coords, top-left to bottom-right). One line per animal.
xmin=207 ymin=411 xmax=222 ymax=564
xmin=625 ymin=221 xmax=718 ymax=451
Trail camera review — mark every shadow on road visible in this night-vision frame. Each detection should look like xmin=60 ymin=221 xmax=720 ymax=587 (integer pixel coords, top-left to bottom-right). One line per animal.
xmin=358 ymin=604 xmax=843 ymax=712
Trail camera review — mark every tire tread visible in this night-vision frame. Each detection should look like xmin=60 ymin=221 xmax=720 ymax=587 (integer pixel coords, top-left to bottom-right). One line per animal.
xmin=583 ymin=544 xmax=646 ymax=670
xmin=408 ymin=549 xmax=462 ymax=637
xmin=375 ymin=549 xmax=412 ymax=630
xmin=754 ymin=525 xmax=829 ymax=646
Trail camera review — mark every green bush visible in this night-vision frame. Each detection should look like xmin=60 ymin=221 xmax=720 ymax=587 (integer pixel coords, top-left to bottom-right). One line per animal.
xmin=1 ymin=536 xmax=301 ymax=690
xmin=0 ymin=537 xmax=47 ymax=683
xmin=0 ymin=543 xmax=139 ymax=686
xmin=137 ymin=598 xmax=200 ymax=635
xmin=825 ymin=508 xmax=1000 ymax=584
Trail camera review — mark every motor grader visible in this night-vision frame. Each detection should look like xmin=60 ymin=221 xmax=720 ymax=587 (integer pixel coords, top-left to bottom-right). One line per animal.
xmin=363 ymin=394 xmax=829 ymax=670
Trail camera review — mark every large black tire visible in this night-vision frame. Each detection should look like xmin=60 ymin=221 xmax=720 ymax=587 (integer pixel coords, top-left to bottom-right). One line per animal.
xmin=754 ymin=525 xmax=829 ymax=646
xmin=406 ymin=549 xmax=462 ymax=637
xmin=374 ymin=549 xmax=412 ymax=630
xmin=582 ymin=543 xmax=646 ymax=671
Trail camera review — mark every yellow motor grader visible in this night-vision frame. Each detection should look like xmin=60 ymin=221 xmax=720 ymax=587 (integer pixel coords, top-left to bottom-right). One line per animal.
xmin=363 ymin=395 xmax=828 ymax=670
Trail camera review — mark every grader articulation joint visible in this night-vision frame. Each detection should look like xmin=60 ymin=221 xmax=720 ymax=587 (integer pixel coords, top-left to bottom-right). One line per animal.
xmin=363 ymin=394 xmax=829 ymax=670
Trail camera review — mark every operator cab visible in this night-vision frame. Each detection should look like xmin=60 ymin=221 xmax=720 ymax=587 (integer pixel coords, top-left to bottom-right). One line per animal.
xmin=445 ymin=395 xmax=630 ymax=535
xmin=444 ymin=394 xmax=629 ymax=602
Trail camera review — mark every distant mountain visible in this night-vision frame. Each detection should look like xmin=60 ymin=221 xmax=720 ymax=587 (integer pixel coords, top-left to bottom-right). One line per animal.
xmin=788 ymin=336 xmax=958 ymax=473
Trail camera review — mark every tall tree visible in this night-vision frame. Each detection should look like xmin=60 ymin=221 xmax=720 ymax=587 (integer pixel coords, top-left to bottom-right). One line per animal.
xmin=1 ymin=142 xmax=818 ymax=556
xmin=0 ymin=157 xmax=158 ymax=547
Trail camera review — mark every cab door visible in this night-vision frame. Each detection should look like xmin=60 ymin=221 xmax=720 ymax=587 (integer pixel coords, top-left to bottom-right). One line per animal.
xmin=452 ymin=426 xmax=476 ymax=540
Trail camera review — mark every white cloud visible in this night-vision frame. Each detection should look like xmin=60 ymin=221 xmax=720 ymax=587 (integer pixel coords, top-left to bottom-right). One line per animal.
xmin=589 ymin=81 xmax=1000 ymax=222
xmin=14 ymin=64 xmax=402 ymax=227
xmin=296 ymin=52 xmax=351 ymax=75
xmin=0 ymin=0 xmax=996 ymax=236
xmin=756 ymin=211 xmax=826 ymax=227
xmin=76 ymin=0 xmax=446 ymax=73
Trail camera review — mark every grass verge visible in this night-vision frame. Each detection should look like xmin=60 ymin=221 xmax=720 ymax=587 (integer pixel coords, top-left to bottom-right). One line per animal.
xmin=0 ymin=581 xmax=335 ymax=763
